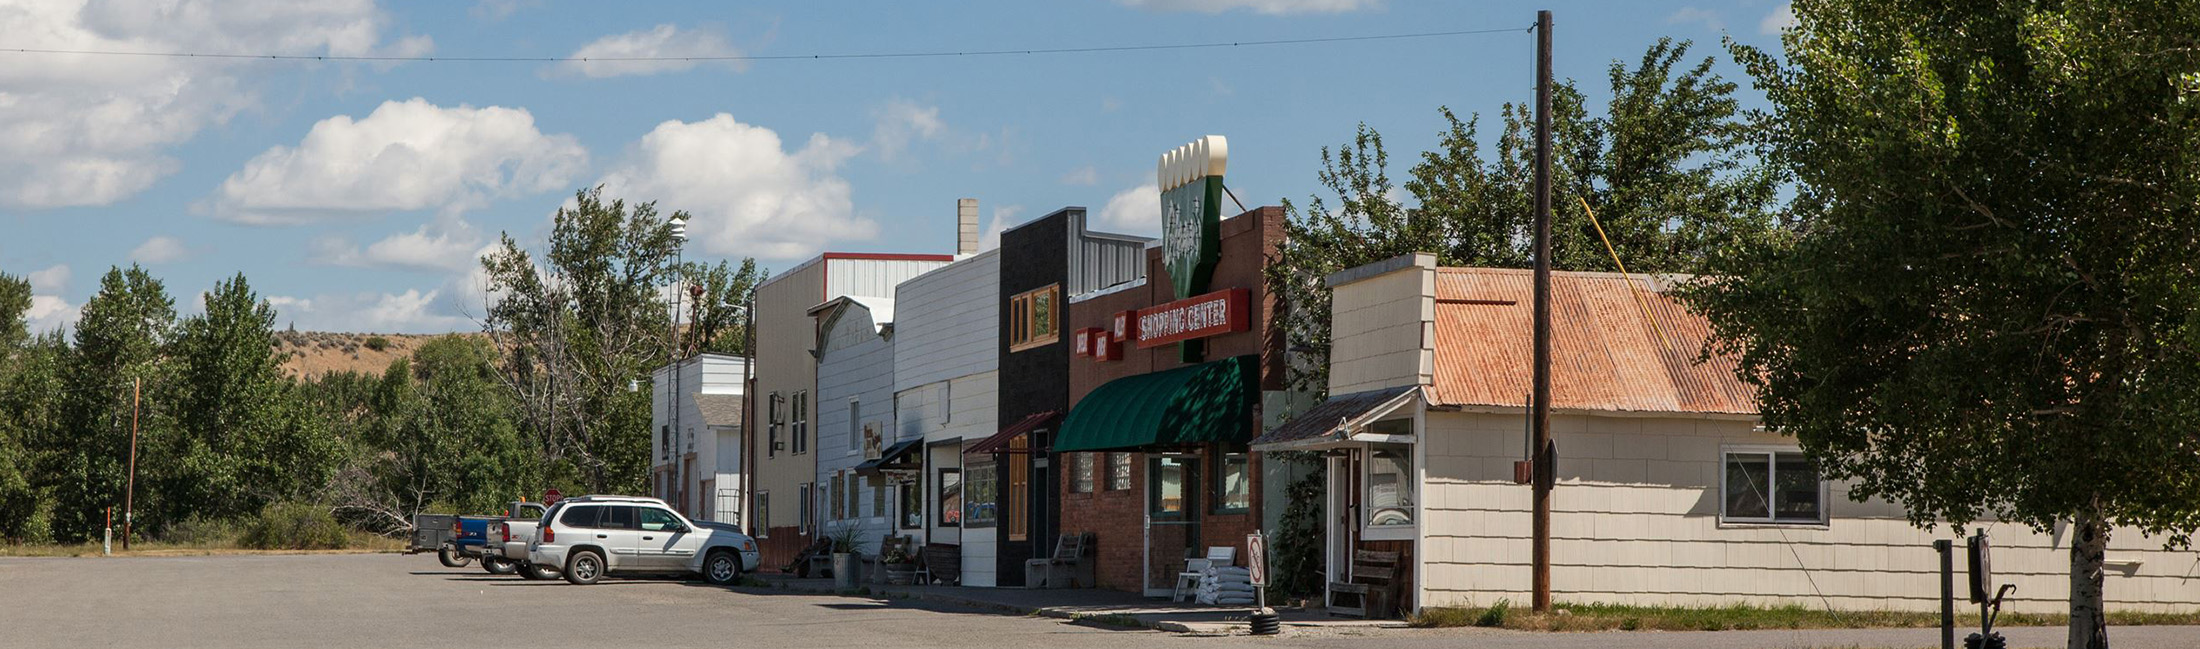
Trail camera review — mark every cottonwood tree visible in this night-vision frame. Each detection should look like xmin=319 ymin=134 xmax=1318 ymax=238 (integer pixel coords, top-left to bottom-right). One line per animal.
xmin=1688 ymin=3 xmax=2200 ymax=647
xmin=49 ymin=266 xmax=173 ymax=543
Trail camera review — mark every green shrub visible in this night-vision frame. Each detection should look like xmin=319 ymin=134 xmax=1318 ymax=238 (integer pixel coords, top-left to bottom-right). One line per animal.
xmin=1476 ymin=598 xmax=1512 ymax=627
xmin=363 ymin=336 xmax=391 ymax=351
xmin=241 ymin=502 xmax=348 ymax=550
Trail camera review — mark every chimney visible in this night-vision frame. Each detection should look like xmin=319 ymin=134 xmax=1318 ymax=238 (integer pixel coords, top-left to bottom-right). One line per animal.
xmin=957 ymin=198 xmax=980 ymax=255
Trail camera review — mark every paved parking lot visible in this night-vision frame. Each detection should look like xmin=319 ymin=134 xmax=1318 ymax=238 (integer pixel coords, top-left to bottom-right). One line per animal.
xmin=2 ymin=553 xmax=2195 ymax=649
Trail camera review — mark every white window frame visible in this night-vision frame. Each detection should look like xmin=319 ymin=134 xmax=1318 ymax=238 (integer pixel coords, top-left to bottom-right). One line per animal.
xmin=1718 ymin=445 xmax=1831 ymax=526
xmin=1360 ymin=439 xmax=1417 ymax=541
xmin=848 ymin=397 xmax=863 ymax=454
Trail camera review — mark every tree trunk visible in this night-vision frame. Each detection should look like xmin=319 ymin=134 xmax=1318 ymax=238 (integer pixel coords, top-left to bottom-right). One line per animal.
xmin=2069 ymin=509 xmax=2109 ymax=649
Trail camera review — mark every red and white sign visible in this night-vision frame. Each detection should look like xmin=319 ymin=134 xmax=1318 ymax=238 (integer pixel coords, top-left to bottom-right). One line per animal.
xmin=1092 ymin=329 xmax=1122 ymax=361
xmin=543 ymin=489 xmax=563 ymax=506
xmin=1134 ymin=288 xmax=1249 ymax=348
xmin=1073 ymin=327 xmax=1098 ymax=357
xmin=1112 ymin=310 xmax=1137 ymax=342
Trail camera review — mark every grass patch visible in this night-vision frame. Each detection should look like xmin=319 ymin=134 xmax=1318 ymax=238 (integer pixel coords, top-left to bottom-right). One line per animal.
xmin=1408 ymin=601 xmax=2200 ymax=631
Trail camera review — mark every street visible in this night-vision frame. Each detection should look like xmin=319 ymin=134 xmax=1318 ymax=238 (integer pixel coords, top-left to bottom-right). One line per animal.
xmin=2 ymin=553 xmax=2196 ymax=649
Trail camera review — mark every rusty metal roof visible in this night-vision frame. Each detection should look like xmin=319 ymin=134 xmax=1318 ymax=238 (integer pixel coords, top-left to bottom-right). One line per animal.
xmin=1429 ymin=267 xmax=1755 ymax=416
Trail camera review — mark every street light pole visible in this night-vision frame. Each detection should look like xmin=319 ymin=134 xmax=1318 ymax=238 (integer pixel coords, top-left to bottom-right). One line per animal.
xmin=668 ymin=214 xmax=689 ymax=514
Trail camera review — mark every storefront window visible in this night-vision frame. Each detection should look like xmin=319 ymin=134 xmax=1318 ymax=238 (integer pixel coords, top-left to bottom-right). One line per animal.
xmin=1071 ymin=452 xmax=1095 ymax=493
xmin=1108 ymin=453 xmax=1133 ymax=491
xmin=1365 ymin=443 xmax=1415 ymax=530
xmin=936 ymin=468 xmax=962 ymax=527
xmin=965 ymin=463 xmax=998 ymax=527
xmin=1215 ymin=453 xmax=1250 ymax=513
xmin=1148 ymin=456 xmax=1196 ymax=519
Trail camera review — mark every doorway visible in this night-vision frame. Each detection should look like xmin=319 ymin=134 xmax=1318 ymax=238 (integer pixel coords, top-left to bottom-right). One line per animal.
xmin=1143 ymin=453 xmax=1202 ymax=597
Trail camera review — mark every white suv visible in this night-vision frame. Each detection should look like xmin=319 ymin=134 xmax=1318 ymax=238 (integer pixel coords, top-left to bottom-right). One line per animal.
xmin=527 ymin=495 xmax=761 ymax=586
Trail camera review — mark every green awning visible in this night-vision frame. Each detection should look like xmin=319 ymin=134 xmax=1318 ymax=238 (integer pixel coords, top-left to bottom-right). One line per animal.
xmin=1054 ymin=355 xmax=1256 ymax=453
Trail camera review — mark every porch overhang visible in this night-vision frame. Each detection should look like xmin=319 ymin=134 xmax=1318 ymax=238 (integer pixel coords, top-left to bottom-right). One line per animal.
xmin=855 ymin=438 xmax=924 ymax=476
xmin=1250 ymin=384 xmax=1423 ymax=451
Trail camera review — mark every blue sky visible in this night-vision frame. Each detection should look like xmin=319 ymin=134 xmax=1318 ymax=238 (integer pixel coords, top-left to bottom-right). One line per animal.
xmin=0 ymin=0 xmax=1794 ymax=334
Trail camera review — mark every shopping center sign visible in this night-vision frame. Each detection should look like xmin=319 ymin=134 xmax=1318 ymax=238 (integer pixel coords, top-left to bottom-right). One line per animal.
xmin=1160 ymin=136 xmax=1227 ymax=300
xmin=1135 ymin=288 xmax=1249 ymax=349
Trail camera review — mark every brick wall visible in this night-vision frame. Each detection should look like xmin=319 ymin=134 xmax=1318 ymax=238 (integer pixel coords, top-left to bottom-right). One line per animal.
xmin=1058 ymin=206 xmax=1285 ymax=592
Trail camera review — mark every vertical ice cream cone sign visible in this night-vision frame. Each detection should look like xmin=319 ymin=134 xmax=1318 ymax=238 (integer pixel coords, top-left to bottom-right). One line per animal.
xmin=1160 ymin=135 xmax=1228 ymax=300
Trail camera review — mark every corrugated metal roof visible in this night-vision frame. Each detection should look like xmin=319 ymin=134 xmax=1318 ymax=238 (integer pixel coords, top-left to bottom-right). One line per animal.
xmin=1430 ymin=267 xmax=1755 ymax=415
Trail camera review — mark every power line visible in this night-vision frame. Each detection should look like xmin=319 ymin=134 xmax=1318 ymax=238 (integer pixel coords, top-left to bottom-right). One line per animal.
xmin=0 ymin=26 xmax=1531 ymax=64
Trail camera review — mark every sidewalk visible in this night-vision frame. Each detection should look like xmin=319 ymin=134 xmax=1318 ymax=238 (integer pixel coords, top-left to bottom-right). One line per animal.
xmin=751 ymin=574 xmax=1403 ymax=634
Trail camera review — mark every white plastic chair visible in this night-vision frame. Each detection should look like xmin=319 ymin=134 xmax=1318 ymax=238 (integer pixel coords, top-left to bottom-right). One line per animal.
xmin=1171 ymin=546 xmax=1237 ymax=602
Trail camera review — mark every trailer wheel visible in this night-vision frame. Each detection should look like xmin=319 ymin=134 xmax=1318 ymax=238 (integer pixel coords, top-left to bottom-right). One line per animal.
xmin=438 ymin=543 xmax=472 ymax=568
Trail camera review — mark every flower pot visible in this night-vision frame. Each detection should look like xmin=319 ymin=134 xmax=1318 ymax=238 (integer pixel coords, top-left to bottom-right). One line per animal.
xmin=884 ymin=566 xmax=915 ymax=585
xmin=832 ymin=552 xmax=858 ymax=590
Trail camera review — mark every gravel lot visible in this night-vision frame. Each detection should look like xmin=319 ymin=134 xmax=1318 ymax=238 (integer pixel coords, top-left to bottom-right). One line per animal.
xmin=1 ymin=553 xmax=2192 ymax=649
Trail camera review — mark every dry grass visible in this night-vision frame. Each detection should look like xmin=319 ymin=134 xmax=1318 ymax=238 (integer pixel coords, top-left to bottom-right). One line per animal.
xmin=1407 ymin=601 xmax=2200 ymax=631
xmin=0 ymin=531 xmax=404 ymax=558
xmin=274 ymin=331 xmax=480 ymax=379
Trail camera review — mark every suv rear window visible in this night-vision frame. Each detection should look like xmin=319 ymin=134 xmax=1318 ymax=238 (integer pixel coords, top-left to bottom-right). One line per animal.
xmin=559 ymin=505 xmax=602 ymax=529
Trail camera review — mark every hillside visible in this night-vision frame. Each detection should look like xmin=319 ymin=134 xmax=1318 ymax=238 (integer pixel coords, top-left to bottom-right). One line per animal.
xmin=274 ymin=332 xmax=472 ymax=379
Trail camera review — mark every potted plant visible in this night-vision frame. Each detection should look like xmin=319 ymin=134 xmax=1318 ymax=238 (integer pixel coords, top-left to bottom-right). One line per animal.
xmin=829 ymin=526 xmax=862 ymax=590
xmin=881 ymin=546 xmax=917 ymax=585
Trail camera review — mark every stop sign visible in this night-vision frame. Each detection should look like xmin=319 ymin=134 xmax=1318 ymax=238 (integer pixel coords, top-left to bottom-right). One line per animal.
xmin=543 ymin=489 xmax=563 ymax=506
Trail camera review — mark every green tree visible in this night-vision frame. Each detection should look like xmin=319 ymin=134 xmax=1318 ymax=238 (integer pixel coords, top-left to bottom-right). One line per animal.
xmin=683 ymin=258 xmax=766 ymax=357
xmin=0 ymin=272 xmax=60 ymax=542
xmin=51 ymin=265 xmax=173 ymax=543
xmin=1688 ymin=3 xmax=2200 ymax=646
xmin=157 ymin=274 xmax=339 ymax=528
xmin=328 ymin=336 xmax=533 ymax=530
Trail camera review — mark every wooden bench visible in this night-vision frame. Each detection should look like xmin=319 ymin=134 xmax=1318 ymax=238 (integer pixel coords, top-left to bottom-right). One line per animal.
xmin=1328 ymin=550 xmax=1402 ymax=618
xmin=1024 ymin=532 xmax=1095 ymax=588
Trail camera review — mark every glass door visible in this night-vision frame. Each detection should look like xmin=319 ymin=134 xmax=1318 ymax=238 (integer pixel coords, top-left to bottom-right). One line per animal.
xmin=1143 ymin=454 xmax=1202 ymax=597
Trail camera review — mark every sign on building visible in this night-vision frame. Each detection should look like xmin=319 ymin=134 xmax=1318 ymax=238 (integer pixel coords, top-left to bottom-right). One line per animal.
xmin=1160 ymin=136 xmax=1228 ymax=300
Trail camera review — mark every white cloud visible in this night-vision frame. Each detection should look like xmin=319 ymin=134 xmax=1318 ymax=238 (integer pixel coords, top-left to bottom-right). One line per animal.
xmin=1060 ymin=166 xmax=1099 ymax=186
xmin=1099 ymin=183 xmax=1161 ymax=234
xmin=596 ymin=113 xmax=872 ymax=261
xmin=1115 ymin=0 xmax=1378 ymax=15
xmin=470 ymin=0 xmax=538 ymax=21
xmin=313 ymin=219 xmax=485 ymax=272
xmin=208 ymin=98 xmax=587 ymax=224
xmin=267 ymin=289 xmax=472 ymax=333
xmin=1667 ymin=7 xmax=1725 ymax=32
xmin=550 ymin=24 xmax=745 ymax=78
xmin=26 ymin=265 xmax=70 ymax=294
xmin=978 ymin=205 xmax=1023 ymax=251
xmin=871 ymin=98 xmax=946 ymax=162
xmin=130 ymin=236 xmax=193 ymax=264
xmin=1760 ymin=3 xmax=1796 ymax=35
xmin=26 ymin=295 xmax=79 ymax=332
xmin=0 ymin=0 xmax=428 ymax=209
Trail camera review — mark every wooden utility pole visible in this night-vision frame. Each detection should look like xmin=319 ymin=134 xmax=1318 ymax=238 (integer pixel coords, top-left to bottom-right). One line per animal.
xmin=124 ymin=377 xmax=140 ymax=551
xmin=1530 ymin=8 xmax=1555 ymax=614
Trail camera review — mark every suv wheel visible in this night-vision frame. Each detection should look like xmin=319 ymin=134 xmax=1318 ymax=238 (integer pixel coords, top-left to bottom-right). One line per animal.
xmin=564 ymin=550 xmax=604 ymax=585
xmin=703 ymin=550 xmax=741 ymax=585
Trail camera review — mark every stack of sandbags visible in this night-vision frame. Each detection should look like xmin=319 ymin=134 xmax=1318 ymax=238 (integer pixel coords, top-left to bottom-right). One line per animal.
xmin=1196 ymin=565 xmax=1256 ymax=605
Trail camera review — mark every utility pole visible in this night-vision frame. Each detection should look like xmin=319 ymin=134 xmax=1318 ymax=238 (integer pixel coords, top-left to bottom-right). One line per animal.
xmin=1530 ymin=7 xmax=1555 ymax=614
xmin=742 ymin=291 xmax=756 ymax=536
xmin=124 ymin=377 xmax=140 ymax=551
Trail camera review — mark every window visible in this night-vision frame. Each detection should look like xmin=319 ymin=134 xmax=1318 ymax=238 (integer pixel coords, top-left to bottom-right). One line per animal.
xmin=964 ymin=463 xmax=998 ymax=528
xmin=1722 ymin=449 xmax=1826 ymax=524
xmin=845 ymin=472 xmax=862 ymax=521
xmin=1215 ymin=453 xmax=1251 ymax=514
xmin=1006 ymin=438 xmax=1030 ymax=541
xmin=799 ymin=392 xmax=813 ymax=453
xmin=1365 ymin=443 xmax=1415 ymax=533
xmin=758 ymin=490 xmax=773 ymax=538
xmin=559 ymin=505 xmax=602 ymax=529
xmin=1108 ymin=453 xmax=1133 ymax=491
xmin=1071 ymin=453 xmax=1096 ymax=493
xmin=830 ymin=473 xmax=845 ymax=520
xmin=638 ymin=507 xmax=681 ymax=532
xmin=1008 ymin=284 xmax=1060 ymax=351
xmin=849 ymin=397 xmax=863 ymax=452
xmin=599 ymin=505 xmax=638 ymax=530
xmin=942 ymin=381 xmax=953 ymax=425
xmin=870 ymin=476 xmax=887 ymax=520
xmin=900 ymin=481 xmax=923 ymax=529
xmin=1149 ymin=456 xmax=1196 ymax=519
xmin=937 ymin=468 xmax=962 ymax=527
xmin=661 ymin=424 xmax=672 ymax=460
xmin=768 ymin=393 xmax=784 ymax=457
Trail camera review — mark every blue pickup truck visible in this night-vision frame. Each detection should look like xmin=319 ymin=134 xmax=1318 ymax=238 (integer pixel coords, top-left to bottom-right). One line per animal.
xmin=451 ymin=501 xmax=546 ymax=574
